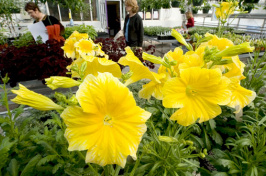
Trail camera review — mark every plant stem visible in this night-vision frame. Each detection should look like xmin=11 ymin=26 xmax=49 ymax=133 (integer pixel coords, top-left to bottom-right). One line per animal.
xmin=129 ymin=152 xmax=144 ymax=176
xmin=77 ymin=151 xmax=99 ymax=175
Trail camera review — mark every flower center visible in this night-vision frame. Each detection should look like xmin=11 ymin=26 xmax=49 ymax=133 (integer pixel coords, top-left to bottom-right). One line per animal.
xmin=186 ymin=86 xmax=197 ymax=96
xmin=103 ymin=115 xmax=113 ymax=126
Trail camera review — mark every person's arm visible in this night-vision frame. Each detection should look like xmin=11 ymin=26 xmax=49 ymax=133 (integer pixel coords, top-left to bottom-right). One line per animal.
xmin=137 ymin=16 xmax=143 ymax=47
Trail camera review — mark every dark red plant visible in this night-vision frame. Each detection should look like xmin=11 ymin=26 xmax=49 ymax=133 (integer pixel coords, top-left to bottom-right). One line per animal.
xmin=0 ymin=39 xmax=72 ymax=87
xmin=94 ymin=36 xmax=155 ymax=70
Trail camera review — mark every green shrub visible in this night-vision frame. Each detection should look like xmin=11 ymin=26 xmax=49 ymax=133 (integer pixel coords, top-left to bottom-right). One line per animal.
xmin=12 ymin=32 xmax=36 ymax=48
xmin=63 ymin=24 xmax=97 ymax=40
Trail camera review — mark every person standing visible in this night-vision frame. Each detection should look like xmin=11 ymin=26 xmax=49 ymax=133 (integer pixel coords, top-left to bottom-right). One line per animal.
xmin=123 ymin=0 xmax=144 ymax=47
xmin=25 ymin=2 xmax=65 ymax=41
xmin=185 ymin=11 xmax=194 ymax=28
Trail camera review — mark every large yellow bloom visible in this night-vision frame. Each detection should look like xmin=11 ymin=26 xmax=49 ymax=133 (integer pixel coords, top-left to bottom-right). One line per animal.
xmin=139 ymin=66 xmax=170 ymax=100
xmin=118 ymin=47 xmax=160 ymax=86
xmin=163 ymin=67 xmax=231 ymax=126
xmin=11 ymin=84 xmax=63 ymax=111
xmin=227 ymin=77 xmax=256 ymax=113
xmin=45 ymin=76 xmax=81 ymax=90
xmin=61 ymin=72 xmax=151 ymax=167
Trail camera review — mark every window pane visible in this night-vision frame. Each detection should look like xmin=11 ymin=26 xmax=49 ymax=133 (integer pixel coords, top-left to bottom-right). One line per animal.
xmin=47 ymin=2 xmax=59 ymax=20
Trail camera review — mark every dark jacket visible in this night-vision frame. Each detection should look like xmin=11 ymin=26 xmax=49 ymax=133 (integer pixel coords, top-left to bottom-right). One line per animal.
xmin=123 ymin=13 xmax=143 ymax=47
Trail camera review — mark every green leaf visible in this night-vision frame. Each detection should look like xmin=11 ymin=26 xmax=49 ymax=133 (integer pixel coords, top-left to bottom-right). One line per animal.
xmin=37 ymin=141 xmax=59 ymax=155
xmin=7 ymin=159 xmax=19 ymax=176
xmin=217 ymin=159 xmax=236 ymax=170
xmin=20 ymin=154 xmax=42 ymax=176
xmin=212 ymin=172 xmax=229 ymax=176
xmin=209 ymin=119 xmax=216 ymax=130
xmin=258 ymin=116 xmax=266 ymax=125
xmin=65 ymin=169 xmax=80 ymax=176
xmin=37 ymin=155 xmax=58 ymax=166
xmin=210 ymin=130 xmax=223 ymax=145
xmin=52 ymin=163 xmax=63 ymax=174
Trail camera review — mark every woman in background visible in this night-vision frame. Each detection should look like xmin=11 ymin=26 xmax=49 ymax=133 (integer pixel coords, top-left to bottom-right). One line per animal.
xmin=25 ymin=2 xmax=65 ymax=41
xmin=186 ymin=11 xmax=194 ymax=28
xmin=123 ymin=0 xmax=144 ymax=47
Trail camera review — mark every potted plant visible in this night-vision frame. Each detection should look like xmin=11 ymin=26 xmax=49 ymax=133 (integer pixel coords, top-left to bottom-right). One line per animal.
xmin=192 ymin=0 xmax=203 ymax=6
xmin=179 ymin=1 xmax=186 ymax=14
xmin=192 ymin=6 xmax=201 ymax=14
xmin=202 ymin=2 xmax=211 ymax=14
xmin=171 ymin=0 xmax=181 ymax=8
xmin=161 ymin=0 xmax=171 ymax=9
xmin=242 ymin=3 xmax=258 ymax=13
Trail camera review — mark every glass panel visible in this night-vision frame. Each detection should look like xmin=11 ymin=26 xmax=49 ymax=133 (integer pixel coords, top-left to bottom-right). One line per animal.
xmin=47 ymin=2 xmax=59 ymax=20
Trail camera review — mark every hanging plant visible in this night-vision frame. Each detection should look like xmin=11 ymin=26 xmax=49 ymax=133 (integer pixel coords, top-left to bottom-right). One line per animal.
xmin=171 ymin=0 xmax=181 ymax=8
xmin=192 ymin=0 xmax=203 ymax=6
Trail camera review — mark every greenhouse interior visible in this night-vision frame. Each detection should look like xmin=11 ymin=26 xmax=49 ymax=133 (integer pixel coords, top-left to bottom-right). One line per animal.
xmin=0 ymin=0 xmax=266 ymax=175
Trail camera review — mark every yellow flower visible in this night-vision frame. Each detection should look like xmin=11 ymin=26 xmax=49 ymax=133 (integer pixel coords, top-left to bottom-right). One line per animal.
xmin=61 ymin=72 xmax=151 ymax=167
xmin=163 ymin=67 xmax=231 ymax=126
xmin=223 ymin=56 xmax=246 ymax=80
xmin=139 ymin=66 xmax=170 ymax=100
xmin=61 ymin=38 xmax=76 ymax=59
xmin=171 ymin=29 xmax=193 ymax=51
xmin=215 ymin=2 xmax=236 ymax=20
xmin=215 ymin=42 xmax=254 ymax=58
xmin=227 ymin=77 xmax=256 ymax=113
xmin=118 ymin=47 xmax=160 ymax=86
xmin=11 ymin=84 xmax=63 ymax=111
xmin=70 ymin=57 xmax=122 ymax=79
xmin=178 ymin=50 xmax=205 ymax=70
xmin=68 ymin=31 xmax=89 ymax=41
xmin=200 ymin=33 xmax=234 ymax=51
xmin=75 ymin=39 xmax=96 ymax=57
xmin=45 ymin=76 xmax=81 ymax=90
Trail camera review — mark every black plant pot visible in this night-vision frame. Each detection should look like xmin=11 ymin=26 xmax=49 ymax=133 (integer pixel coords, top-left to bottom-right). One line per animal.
xmin=203 ymin=9 xmax=210 ymax=14
xmin=172 ymin=1 xmax=180 ymax=7
xmin=244 ymin=6 xmax=253 ymax=13
xmin=244 ymin=0 xmax=259 ymax=3
xmin=192 ymin=9 xmax=198 ymax=14
xmin=193 ymin=0 xmax=203 ymax=6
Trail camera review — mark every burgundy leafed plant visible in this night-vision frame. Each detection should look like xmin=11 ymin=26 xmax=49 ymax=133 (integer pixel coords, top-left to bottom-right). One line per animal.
xmin=94 ymin=36 xmax=155 ymax=70
xmin=0 ymin=39 xmax=72 ymax=87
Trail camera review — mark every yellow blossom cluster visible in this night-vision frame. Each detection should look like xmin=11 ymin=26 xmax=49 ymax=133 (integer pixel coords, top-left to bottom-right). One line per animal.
xmin=11 ymin=30 xmax=256 ymax=168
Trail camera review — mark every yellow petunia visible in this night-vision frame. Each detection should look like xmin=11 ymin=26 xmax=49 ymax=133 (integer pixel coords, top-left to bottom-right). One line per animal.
xmin=61 ymin=72 xmax=151 ymax=167
xmin=11 ymin=84 xmax=63 ymax=111
xmin=178 ymin=50 xmax=205 ymax=70
xmin=61 ymin=38 xmax=77 ymax=59
xmin=139 ymin=66 xmax=170 ymax=100
xmin=227 ymin=77 xmax=256 ymax=113
xmin=215 ymin=2 xmax=236 ymax=20
xmin=70 ymin=57 xmax=122 ymax=79
xmin=200 ymin=33 xmax=234 ymax=51
xmin=163 ymin=67 xmax=231 ymax=126
xmin=75 ymin=39 xmax=96 ymax=57
xmin=118 ymin=47 xmax=160 ymax=86
xmin=68 ymin=31 xmax=89 ymax=41
xmin=223 ymin=56 xmax=246 ymax=80
xmin=45 ymin=76 xmax=81 ymax=90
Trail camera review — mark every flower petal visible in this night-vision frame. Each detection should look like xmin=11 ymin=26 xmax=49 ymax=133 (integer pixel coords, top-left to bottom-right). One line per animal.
xmin=11 ymin=84 xmax=63 ymax=111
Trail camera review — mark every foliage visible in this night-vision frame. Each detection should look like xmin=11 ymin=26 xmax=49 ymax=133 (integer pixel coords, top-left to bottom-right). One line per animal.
xmin=144 ymin=26 xmax=173 ymax=36
xmin=36 ymin=0 xmax=90 ymax=13
xmin=63 ymin=24 xmax=97 ymax=40
xmin=94 ymin=37 xmax=155 ymax=70
xmin=202 ymin=2 xmax=212 ymax=10
xmin=0 ymin=40 xmax=72 ymax=87
xmin=12 ymin=32 xmax=37 ymax=48
xmin=0 ymin=0 xmax=22 ymax=36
